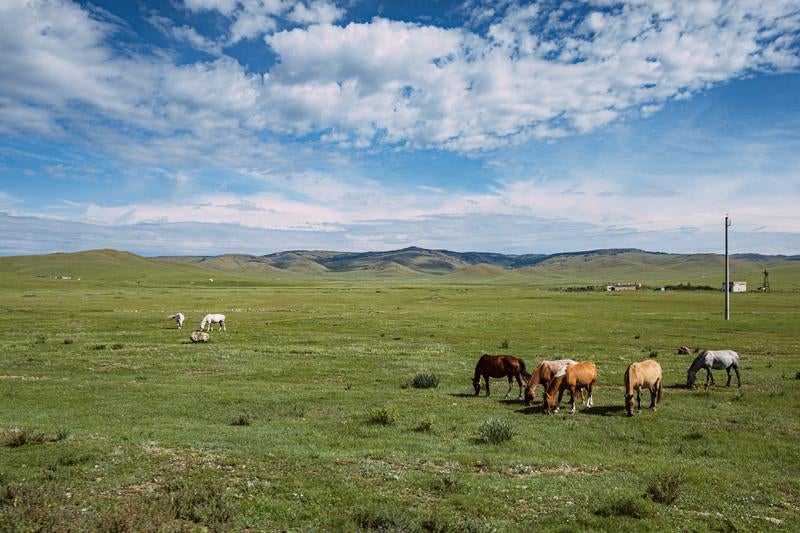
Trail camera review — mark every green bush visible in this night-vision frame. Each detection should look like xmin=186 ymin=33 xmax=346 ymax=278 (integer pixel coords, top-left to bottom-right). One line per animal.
xmin=367 ymin=407 xmax=398 ymax=426
xmin=477 ymin=418 xmax=514 ymax=444
xmin=595 ymin=495 xmax=653 ymax=519
xmin=411 ymin=372 xmax=439 ymax=389
xmin=646 ymin=471 xmax=685 ymax=505
xmin=416 ymin=415 xmax=435 ymax=433
xmin=2 ymin=428 xmax=47 ymax=448
xmin=230 ymin=413 xmax=252 ymax=426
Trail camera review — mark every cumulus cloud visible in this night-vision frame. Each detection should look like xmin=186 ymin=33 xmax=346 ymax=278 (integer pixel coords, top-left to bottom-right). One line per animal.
xmin=2 ymin=0 xmax=799 ymax=158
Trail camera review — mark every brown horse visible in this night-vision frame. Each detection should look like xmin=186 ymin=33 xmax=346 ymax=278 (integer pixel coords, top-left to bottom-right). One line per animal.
xmin=543 ymin=361 xmax=597 ymax=414
xmin=472 ymin=354 xmax=529 ymax=399
xmin=625 ymin=359 xmax=662 ymax=416
xmin=523 ymin=359 xmax=577 ymax=406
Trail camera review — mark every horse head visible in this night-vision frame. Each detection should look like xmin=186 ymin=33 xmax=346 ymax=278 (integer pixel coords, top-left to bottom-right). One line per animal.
xmin=686 ymin=370 xmax=696 ymax=388
xmin=472 ymin=378 xmax=481 ymax=396
xmin=625 ymin=393 xmax=635 ymax=416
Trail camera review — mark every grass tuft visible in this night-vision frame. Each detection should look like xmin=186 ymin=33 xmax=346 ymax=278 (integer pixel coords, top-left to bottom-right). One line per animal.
xmin=411 ymin=372 xmax=439 ymax=389
xmin=230 ymin=413 xmax=252 ymax=426
xmin=477 ymin=418 xmax=514 ymax=444
xmin=594 ymin=495 xmax=653 ymax=519
xmin=110 ymin=343 xmax=124 ymax=350
xmin=93 ymin=344 xmax=107 ymax=350
xmin=646 ymin=471 xmax=685 ymax=505
xmin=499 ymin=339 xmax=509 ymax=349
xmin=367 ymin=407 xmax=398 ymax=426
xmin=415 ymin=415 xmax=435 ymax=433
xmin=1 ymin=428 xmax=48 ymax=448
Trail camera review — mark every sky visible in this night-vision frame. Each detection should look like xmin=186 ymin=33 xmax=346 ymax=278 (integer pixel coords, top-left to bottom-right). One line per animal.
xmin=1 ymin=0 xmax=800 ymax=257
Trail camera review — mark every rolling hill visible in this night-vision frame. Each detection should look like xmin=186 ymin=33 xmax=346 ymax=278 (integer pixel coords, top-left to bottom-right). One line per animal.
xmin=2 ymin=247 xmax=799 ymax=288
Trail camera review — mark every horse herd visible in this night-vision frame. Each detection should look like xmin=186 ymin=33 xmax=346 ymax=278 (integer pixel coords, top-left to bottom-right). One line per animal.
xmin=168 ymin=312 xmax=226 ymax=332
xmin=472 ymin=350 xmax=741 ymax=416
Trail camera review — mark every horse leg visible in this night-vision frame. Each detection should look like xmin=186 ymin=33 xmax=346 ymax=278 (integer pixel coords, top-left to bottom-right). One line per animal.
xmin=649 ymin=385 xmax=657 ymax=409
xmin=515 ymin=374 xmax=523 ymax=399
xmin=222 ymin=321 xmax=226 ymax=331
xmin=725 ymin=367 xmax=732 ymax=387
xmin=569 ymin=385 xmax=577 ymax=413
xmin=586 ymin=382 xmax=594 ymax=409
xmin=503 ymin=376 xmax=513 ymax=400
xmin=484 ymin=376 xmax=490 ymax=397
xmin=636 ymin=388 xmax=641 ymax=411
xmin=705 ymin=369 xmax=713 ymax=388
xmin=734 ymin=365 xmax=741 ymax=388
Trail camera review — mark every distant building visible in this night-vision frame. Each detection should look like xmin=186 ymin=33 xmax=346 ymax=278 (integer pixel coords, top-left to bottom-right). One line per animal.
xmin=722 ymin=281 xmax=747 ymax=293
xmin=606 ymin=283 xmax=640 ymax=292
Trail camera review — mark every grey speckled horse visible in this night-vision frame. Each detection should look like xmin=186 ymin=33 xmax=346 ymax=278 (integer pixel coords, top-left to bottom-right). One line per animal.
xmin=687 ymin=350 xmax=740 ymax=388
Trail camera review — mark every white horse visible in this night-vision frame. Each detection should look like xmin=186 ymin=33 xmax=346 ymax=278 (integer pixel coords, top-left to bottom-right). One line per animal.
xmin=687 ymin=350 xmax=740 ymax=388
xmin=200 ymin=313 xmax=226 ymax=332
xmin=169 ymin=313 xmax=185 ymax=329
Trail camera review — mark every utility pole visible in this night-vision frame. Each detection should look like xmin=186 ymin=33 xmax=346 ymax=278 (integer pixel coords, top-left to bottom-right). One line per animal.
xmin=725 ymin=214 xmax=731 ymax=320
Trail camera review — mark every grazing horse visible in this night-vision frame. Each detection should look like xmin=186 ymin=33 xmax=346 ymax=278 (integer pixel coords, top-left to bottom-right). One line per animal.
xmin=686 ymin=350 xmax=740 ymax=388
xmin=543 ymin=361 xmax=597 ymax=414
xmin=523 ymin=359 xmax=577 ymax=406
xmin=169 ymin=313 xmax=185 ymax=329
xmin=624 ymin=359 xmax=662 ymax=416
xmin=472 ymin=354 xmax=530 ymax=399
xmin=200 ymin=313 xmax=226 ymax=332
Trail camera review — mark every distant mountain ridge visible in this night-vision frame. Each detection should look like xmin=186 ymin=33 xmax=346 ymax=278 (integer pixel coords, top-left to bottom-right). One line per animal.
xmin=3 ymin=247 xmax=799 ymax=288
xmin=157 ymin=246 xmax=799 ymax=276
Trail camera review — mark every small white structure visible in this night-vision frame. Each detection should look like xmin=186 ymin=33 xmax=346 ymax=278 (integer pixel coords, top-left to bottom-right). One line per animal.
xmin=722 ymin=281 xmax=747 ymax=293
xmin=606 ymin=283 xmax=640 ymax=292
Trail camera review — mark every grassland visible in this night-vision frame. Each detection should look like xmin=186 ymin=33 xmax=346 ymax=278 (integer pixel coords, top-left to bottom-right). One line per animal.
xmin=1 ymin=252 xmax=799 ymax=531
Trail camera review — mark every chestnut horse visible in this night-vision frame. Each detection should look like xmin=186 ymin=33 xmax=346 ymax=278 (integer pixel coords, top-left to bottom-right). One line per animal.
xmin=472 ymin=354 xmax=529 ymax=399
xmin=543 ymin=361 xmax=597 ymax=414
xmin=624 ymin=359 xmax=662 ymax=416
xmin=523 ymin=359 xmax=577 ymax=406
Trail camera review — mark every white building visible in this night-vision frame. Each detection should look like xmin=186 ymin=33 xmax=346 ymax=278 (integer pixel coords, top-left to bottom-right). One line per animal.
xmin=722 ymin=281 xmax=747 ymax=293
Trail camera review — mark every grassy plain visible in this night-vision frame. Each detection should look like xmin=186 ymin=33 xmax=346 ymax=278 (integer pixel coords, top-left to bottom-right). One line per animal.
xmin=1 ymin=260 xmax=799 ymax=531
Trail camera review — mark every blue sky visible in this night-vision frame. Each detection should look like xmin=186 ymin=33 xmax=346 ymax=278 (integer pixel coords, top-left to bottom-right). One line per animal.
xmin=1 ymin=0 xmax=799 ymax=256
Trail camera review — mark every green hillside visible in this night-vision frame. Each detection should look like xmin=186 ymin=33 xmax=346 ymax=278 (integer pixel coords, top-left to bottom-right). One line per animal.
xmin=2 ymin=248 xmax=800 ymax=289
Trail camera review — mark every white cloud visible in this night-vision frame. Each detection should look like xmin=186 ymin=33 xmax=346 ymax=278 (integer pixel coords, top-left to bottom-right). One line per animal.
xmin=1 ymin=0 xmax=798 ymax=159
xmin=287 ymin=1 xmax=344 ymax=25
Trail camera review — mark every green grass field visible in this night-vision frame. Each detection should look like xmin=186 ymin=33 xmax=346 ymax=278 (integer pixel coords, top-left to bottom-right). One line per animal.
xmin=1 ymin=254 xmax=799 ymax=531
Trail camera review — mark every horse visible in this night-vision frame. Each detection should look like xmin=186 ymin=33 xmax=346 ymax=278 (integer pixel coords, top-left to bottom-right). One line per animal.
xmin=624 ymin=359 xmax=662 ymax=416
xmin=523 ymin=359 xmax=577 ymax=406
xmin=169 ymin=312 xmax=185 ymax=329
xmin=543 ymin=361 xmax=597 ymax=414
xmin=472 ymin=354 xmax=530 ymax=400
xmin=686 ymin=350 xmax=740 ymax=388
xmin=200 ymin=313 xmax=226 ymax=332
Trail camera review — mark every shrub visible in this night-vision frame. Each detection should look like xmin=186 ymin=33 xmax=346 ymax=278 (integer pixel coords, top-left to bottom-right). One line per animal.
xmin=477 ymin=418 xmax=514 ymax=444
xmin=649 ymin=350 xmax=659 ymax=358
xmin=432 ymin=472 xmax=460 ymax=493
xmin=416 ymin=415 xmax=435 ymax=433
xmin=93 ymin=344 xmax=107 ymax=350
xmin=165 ymin=477 xmax=234 ymax=527
xmin=111 ymin=343 xmax=124 ymax=350
xmin=411 ymin=372 xmax=439 ymax=389
xmin=2 ymin=428 xmax=47 ymax=448
xmin=499 ymin=339 xmax=509 ymax=349
xmin=63 ymin=339 xmax=74 ymax=345
xmin=231 ymin=413 xmax=251 ymax=426
xmin=646 ymin=471 xmax=685 ymax=505
xmin=353 ymin=506 xmax=416 ymax=531
xmin=54 ymin=428 xmax=69 ymax=441
xmin=594 ymin=495 xmax=653 ymax=519
xmin=367 ymin=407 xmax=398 ymax=426
xmin=795 ymin=371 xmax=800 ymax=380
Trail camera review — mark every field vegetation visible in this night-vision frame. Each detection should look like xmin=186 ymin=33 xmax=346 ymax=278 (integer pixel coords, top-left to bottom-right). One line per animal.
xmin=0 ymin=250 xmax=798 ymax=530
